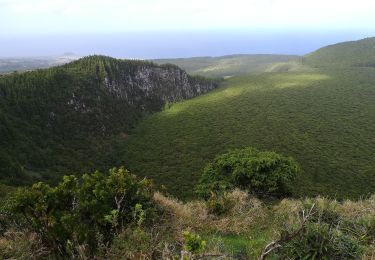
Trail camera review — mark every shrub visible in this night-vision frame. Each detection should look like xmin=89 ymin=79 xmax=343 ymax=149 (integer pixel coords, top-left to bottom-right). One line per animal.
xmin=5 ymin=167 xmax=155 ymax=256
xmin=196 ymin=148 xmax=299 ymax=198
xmin=269 ymin=197 xmax=374 ymax=259
xmin=302 ymin=197 xmax=341 ymax=226
xmin=183 ymin=230 xmax=206 ymax=254
xmin=275 ymin=222 xmax=364 ymax=259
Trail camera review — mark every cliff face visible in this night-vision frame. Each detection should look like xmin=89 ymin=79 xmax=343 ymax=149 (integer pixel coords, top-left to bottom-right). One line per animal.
xmin=0 ymin=56 xmax=218 ymax=185
xmin=103 ymin=62 xmax=217 ymax=105
xmin=62 ymin=56 xmax=218 ymax=135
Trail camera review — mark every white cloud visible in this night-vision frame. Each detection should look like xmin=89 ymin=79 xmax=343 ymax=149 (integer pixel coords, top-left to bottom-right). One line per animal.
xmin=1 ymin=0 xmax=375 ymax=34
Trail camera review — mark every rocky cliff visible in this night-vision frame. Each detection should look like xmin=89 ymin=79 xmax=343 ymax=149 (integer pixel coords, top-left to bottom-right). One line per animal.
xmin=103 ymin=62 xmax=217 ymax=103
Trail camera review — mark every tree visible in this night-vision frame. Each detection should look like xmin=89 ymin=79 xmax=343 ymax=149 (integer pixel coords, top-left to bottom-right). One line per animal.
xmin=196 ymin=148 xmax=299 ymax=198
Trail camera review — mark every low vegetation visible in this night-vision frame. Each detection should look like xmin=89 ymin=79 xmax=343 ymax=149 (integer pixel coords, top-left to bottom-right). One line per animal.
xmin=1 ymin=168 xmax=156 ymax=257
xmin=1 ymin=165 xmax=374 ymax=259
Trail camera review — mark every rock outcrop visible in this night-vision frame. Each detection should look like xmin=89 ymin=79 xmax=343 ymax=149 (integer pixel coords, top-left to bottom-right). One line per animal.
xmin=102 ymin=62 xmax=217 ymax=104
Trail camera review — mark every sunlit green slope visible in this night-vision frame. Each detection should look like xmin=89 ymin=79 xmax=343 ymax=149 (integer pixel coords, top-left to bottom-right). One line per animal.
xmin=154 ymin=54 xmax=305 ymax=78
xmin=118 ymin=68 xmax=375 ymax=199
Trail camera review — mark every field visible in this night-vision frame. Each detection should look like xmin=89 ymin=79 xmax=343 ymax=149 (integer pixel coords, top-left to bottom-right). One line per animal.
xmin=117 ymin=67 xmax=375 ymax=199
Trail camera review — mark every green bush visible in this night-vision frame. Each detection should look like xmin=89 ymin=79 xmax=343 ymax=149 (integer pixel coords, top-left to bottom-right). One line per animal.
xmin=183 ymin=230 xmax=206 ymax=254
xmin=276 ymin=222 xmax=364 ymax=259
xmin=196 ymin=148 xmax=299 ymax=198
xmin=5 ymin=167 xmax=156 ymax=257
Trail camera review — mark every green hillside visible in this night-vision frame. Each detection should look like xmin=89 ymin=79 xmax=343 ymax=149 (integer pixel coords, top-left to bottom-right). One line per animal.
xmin=118 ymin=67 xmax=375 ymax=199
xmin=154 ymin=54 xmax=304 ymax=78
xmin=0 ymin=56 xmax=217 ymax=186
xmin=305 ymin=37 xmax=375 ymax=68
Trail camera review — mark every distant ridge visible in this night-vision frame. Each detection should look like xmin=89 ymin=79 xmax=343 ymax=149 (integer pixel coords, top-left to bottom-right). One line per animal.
xmin=153 ymin=54 xmax=300 ymax=77
xmin=305 ymin=37 xmax=375 ymax=67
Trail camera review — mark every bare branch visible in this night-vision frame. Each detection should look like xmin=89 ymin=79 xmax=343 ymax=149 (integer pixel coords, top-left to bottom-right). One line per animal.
xmin=259 ymin=203 xmax=315 ymax=260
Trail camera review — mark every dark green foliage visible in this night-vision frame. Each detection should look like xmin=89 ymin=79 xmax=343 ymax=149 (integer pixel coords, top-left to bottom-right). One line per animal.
xmin=182 ymin=230 xmax=207 ymax=254
xmin=4 ymin=167 xmax=155 ymax=256
xmin=196 ymin=148 xmax=299 ymax=198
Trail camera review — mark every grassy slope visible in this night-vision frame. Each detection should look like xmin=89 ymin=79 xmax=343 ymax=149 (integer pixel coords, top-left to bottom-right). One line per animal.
xmin=154 ymin=54 xmax=304 ymax=78
xmin=118 ymin=68 xmax=375 ymax=199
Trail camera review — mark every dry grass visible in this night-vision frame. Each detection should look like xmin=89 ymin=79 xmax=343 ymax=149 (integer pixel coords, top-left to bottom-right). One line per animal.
xmin=340 ymin=195 xmax=375 ymax=220
xmin=0 ymin=231 xmax=49 ymax=259
xmin=274 ymin=195 xmax=375 ymax=220
xmin=153 ymin=189 xmax=265 ymax=237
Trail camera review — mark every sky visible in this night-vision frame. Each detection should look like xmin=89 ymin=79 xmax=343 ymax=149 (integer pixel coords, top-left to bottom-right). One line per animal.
xmin=1 ymin=0 xmax=375 ymax=57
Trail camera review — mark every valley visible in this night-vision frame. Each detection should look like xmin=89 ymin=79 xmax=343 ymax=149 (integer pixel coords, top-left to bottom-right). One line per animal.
xmin=2 ymin=37 xmax=375 ymax=259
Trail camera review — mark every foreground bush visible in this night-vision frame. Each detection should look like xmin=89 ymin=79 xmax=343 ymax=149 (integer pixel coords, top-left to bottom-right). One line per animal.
xmin=3 ymin=167 xmax=155 ymax=257
xmin=267 ymin=196 xmax=375 ymax=259
xmin=196 ymin=147 xmax=299 ymax=198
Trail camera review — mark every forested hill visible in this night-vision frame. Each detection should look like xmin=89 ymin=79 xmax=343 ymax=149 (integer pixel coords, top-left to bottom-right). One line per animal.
xmin=0 ymin=55 xmax=218 ymax=186
xmin=305 ymin=37 xmax=375 ymax=68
